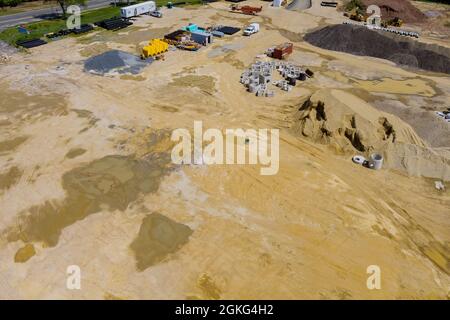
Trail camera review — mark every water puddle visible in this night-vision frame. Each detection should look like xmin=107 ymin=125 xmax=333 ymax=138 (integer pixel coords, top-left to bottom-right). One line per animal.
xmin=130 ymin=212 xmax=193 ymax=271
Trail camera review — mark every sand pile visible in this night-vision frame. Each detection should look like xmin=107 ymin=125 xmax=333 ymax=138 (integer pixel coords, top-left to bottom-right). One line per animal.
xmin=361 ymin=0 xmax=426 ymax=23
xmin=292 ymin=89 xmax=450 ymax=180
xmin=304 ymin=24 xmax=450 ymax=74
xmin=84 ymin=50 xmax=152 ymax=76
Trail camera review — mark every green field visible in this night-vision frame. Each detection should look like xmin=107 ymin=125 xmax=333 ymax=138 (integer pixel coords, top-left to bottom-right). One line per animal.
xmin=0 ymin=0 xmax=203 ymax=46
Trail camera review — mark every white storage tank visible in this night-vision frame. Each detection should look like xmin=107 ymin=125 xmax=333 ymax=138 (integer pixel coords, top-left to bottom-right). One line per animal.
xmin=120 ymin=1 xmax=156 ymax=19
xmin=273 ymin=0 xmax=282 ymax=7
xmin=369 ymin=153 xmax=384 ymax=170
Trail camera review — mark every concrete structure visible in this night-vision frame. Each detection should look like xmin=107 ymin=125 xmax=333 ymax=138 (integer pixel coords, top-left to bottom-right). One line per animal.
xmin=240 ymin=60 xmax=308 ymax=97
xmin=120 ymin=1 xmax=156 ymax=19
xmin=369 ymin=153 xmax=384 ymax=170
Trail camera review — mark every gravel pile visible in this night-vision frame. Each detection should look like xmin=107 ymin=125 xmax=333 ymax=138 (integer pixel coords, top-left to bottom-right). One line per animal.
xmin=84 ymin=50 xmax=152 ymax=75
xmin=304 ymin=24 xmax=450 ymax=74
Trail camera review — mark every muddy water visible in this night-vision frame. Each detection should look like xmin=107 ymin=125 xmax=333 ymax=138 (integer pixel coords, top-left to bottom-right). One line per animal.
xmin=65 ymin=148 xmax=87 ymax=159
xmin=130 ymin=212 xmax=193 ymax=271
xmin=6 ymin=152 xmax=173 ymax=247
xmin=355 ymin=78 xmax=436 ymax=97
xmin=169 ymin=75 xmax=217 ymax=95
xmin=0 ymin=86 xmax=67 ymax=118
xmin=198 ymin=273 xmax=222 ymax=300
xmin=14 ymin=244 xmax=36 ymax=263
xmin=0 ymin=166 xmax=22 ymax=190
xmin=0 ymin=136 xmax=28 ymax=154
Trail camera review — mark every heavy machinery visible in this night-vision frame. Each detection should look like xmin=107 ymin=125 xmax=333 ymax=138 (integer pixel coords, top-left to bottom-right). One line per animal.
xmin=230 ymin=4 xmax=262 ymax=16
xmin=381 ymin=17 xmax=403 ymax=28
xmin=344 ymin=8 xmax=366 ymax=22
xmin=176 ymin=41 xmax=201 ymax=51
xmin=141 ymin=38 xmax=169 ymax=59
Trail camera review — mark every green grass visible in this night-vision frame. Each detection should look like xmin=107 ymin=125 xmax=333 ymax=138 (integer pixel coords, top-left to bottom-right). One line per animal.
xmin=0 ymin=6 xmax=122 ymax=45
xmin=0 ymin=1 xmax=203 ymax=46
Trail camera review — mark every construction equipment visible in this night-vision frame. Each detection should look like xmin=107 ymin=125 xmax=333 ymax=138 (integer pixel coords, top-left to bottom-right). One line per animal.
xmin=230 ymin=4 xmax=262 ymax=16
xmin=381 ymin=17 xmax=403 ymax=28
xmin=141 ymin=38 xmax=169 ymax=59
xmin=345 ymin=8 xmax=366 ymax=22
xmin=176 ymin=41 xmax=201 ymax=51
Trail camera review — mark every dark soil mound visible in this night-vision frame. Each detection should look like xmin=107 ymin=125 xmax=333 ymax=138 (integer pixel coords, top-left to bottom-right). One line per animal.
xmin=361 ymin=0 xmax=426 ymax=23
xmin=304 ymin=24 xmax=450 ymax=74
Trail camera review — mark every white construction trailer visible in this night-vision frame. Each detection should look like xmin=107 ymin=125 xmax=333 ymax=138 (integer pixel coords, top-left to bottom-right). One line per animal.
xmin=120 ymin=1 xmax=156 ymax=19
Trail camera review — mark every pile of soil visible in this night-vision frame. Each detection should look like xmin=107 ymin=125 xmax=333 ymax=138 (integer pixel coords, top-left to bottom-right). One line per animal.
xmin=291 ymin=89 xmax=450 ymax=180
xmin=361 ymin=0 xmax=426 ymax=23
xmin=304 ymin=24 xmax=450 ymax=74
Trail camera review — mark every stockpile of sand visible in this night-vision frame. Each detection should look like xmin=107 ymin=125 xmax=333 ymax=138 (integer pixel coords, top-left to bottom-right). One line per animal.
xmin=304 ymin=24 xmax=450 ymax=74
xmin=291 ymin=89 xmax=450 ymax=180
xmin=361 ymin=0 xmax=426 ymax=23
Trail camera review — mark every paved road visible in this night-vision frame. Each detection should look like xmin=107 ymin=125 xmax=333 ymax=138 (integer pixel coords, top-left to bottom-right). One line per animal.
xmin=0 ymin=0 xmax=114 ymax=31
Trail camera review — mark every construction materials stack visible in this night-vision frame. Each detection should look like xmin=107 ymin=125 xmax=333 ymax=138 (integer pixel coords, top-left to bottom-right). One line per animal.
xmin=240 ymin=60 xmax=311 ymax=97
xmin=96 ymin=17 xmax=132 ymax=31
xmin=164 ymin=30 xmax=201 ymax=51
xmin=142 ymin=38 xmax=169 ymax=58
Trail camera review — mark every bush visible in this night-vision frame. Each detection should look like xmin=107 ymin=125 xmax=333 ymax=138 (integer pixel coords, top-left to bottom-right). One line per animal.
xmin=345 ymin=0 xmax=365 ymax=12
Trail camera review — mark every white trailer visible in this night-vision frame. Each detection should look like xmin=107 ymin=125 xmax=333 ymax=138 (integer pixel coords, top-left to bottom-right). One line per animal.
xmin=120 ymin=1 xmax=156 ymax=19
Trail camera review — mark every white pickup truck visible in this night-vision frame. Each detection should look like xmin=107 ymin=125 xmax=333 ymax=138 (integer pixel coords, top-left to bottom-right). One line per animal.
xmin=243 ymin=23 xmax=260 ymax=36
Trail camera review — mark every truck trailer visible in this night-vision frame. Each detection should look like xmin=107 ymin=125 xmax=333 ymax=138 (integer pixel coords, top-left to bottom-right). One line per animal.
xmin=120 ymin=1 xmax=156 ymax=19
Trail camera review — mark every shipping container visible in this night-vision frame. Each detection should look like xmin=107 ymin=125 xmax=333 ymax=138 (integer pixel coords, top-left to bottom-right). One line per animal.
xmin=272 ymin=42 xmax=293 ymax=60
xmin=190 ymin=31 xmax=213 ymax=46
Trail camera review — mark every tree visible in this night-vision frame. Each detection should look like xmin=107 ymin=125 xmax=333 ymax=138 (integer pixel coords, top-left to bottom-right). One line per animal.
xmin=0 ymin=0 xmax=24 ymax=10
xmin=44 ymin=0 xmax=87 ymax=18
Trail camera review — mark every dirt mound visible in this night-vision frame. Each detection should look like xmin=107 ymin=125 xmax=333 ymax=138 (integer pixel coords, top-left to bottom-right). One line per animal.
xmin=291 ymin=89 xmax=450 ymax=180
xmin=361 ymin=0 xmax=426 ymax=23
xmin=304 ymin=24 xmax=450 ymax=74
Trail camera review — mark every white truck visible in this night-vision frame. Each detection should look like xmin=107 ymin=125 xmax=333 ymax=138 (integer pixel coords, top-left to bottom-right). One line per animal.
xmin=243 ymin=23 xmax=260 ymax=36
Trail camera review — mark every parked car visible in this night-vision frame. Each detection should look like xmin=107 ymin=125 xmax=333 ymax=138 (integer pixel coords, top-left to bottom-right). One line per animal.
xmin=150 ymin=10 xmax=163 ymax=18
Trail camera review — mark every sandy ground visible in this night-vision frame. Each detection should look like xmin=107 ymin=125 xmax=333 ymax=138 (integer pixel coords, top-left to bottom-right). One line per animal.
xmin=0 ymin=1 xmax=449 ymax=299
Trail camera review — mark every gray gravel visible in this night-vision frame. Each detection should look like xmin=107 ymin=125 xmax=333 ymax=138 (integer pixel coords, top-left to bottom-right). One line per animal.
xmin=84 ymin=50 xmax=153 ymax=76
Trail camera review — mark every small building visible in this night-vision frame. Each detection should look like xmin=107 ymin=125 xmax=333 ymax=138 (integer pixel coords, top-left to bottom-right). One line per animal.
xmin=120 ymin=1 xmax=156 ymax=19
xmin=190 ymin=31 xmax=213 ymax=46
